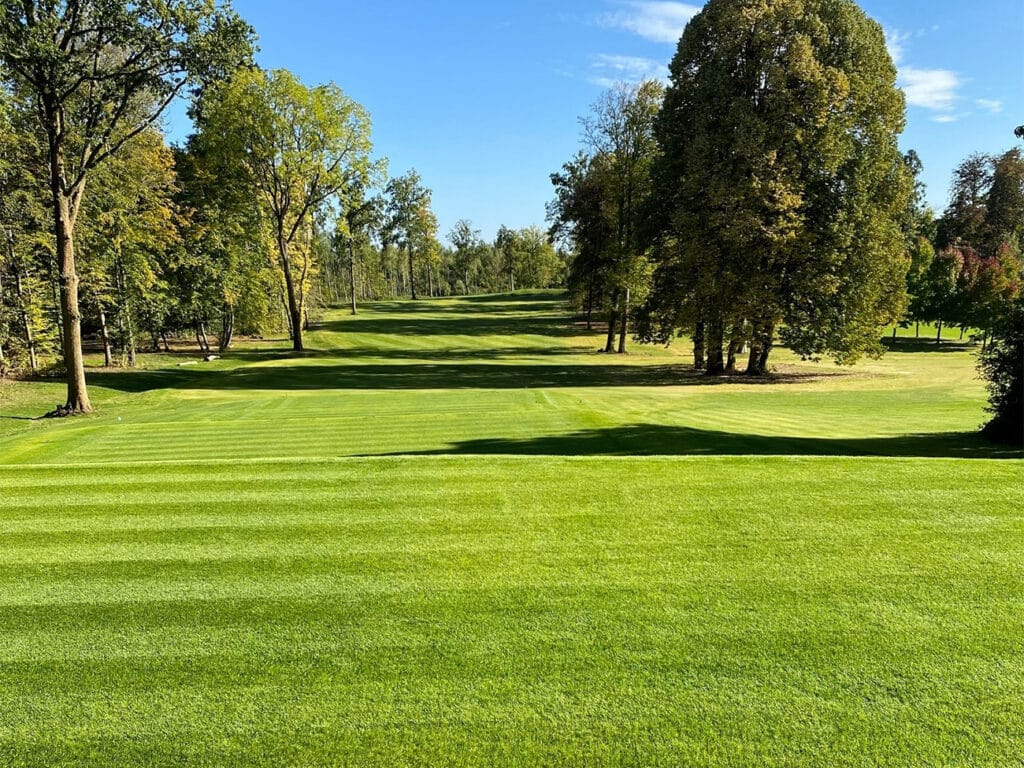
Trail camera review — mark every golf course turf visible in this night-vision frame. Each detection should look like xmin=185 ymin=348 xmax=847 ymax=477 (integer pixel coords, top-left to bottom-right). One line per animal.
xmin=1 ymin=292 xmax=1021 ymax=767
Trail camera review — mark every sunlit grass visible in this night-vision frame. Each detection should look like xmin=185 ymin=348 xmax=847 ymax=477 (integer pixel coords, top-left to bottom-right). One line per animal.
xmin=0 ymin=292 xmax=1021 ymax=766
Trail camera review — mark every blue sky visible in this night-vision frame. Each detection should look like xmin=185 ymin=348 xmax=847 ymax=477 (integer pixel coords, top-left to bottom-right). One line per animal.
xmin=166 ymin=1 xmax=1024 ymax=242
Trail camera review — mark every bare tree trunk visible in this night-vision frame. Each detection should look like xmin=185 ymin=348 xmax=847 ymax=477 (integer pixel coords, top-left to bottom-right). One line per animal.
xmin=617 ymin=288 xmax=630 ymax=354
xmin=99 ymin=305 xmax=112 ymax=368
xmin=46 ymin=251 xmax=63 ymax=350
xmin=705 ymin=316 xmax=725 ymax=375
xmin=725 ymin=324 xmax=743 ymax=373
xmin=915 ymin=321 xmax=920 ymax=339
xmin=160 ymin=331 xmax=171 ymax=353
xmin=586 ymin=281 xmax=594 ymax=331
xmin=219 ymin=305 xmax=234 ymax=353
xmin=604 ymin=290 xmax=619 ymax=353
xmin=195 ymin=321 xmax=212 ymax=354
xmin=277 ymin=229 xmax=304 ymax=351
xmin=116 ymin=260 xmax=137 ymax=367
xmin=52 ymin=193 xmax=91 ymax=410
xmin=427 ymin=262 xmax=433 ymax=298
xmin=408 ymin=244 xmax=417 ymax=300
xmin=959 ymin=325 xmax=966 ymax=340
xmin=465 ymin=270 xmax=471 ymax=296
xmin=936 ymin=320 xmax=943 ymax=346
xmin=14 ymin=267 xmax=37 ymax=373
xmin=892 ymin=326 xmax=897 ymax=343
xmin=693 ymin=321 xmax=706 ymax=370
xmin=349 ymin=239 xmax=358 ymax=315
xmin=746 ymin=321 xmax=775 ymax=376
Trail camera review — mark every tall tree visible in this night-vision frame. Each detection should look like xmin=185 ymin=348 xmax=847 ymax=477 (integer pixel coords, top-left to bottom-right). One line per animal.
xmin=0 ymin=0 xmax=253 ymax=413
xmin=580 ymin=80 xmax=662 ymax=354
xmin=984 ymin=148 xmax=1024 ymax=256
xmin=646 ymin=0 xmax=910 ymax=375
xmin=938 ymin=153 xmax=994 ymax=250
xmin=448 ymin=219 xmax=484 ymax=296
xmin=385 ymin=170 xmax=436 ymax=301
xmin=549 ymin=153 xmax=615 ymax=332
xmin=335 ymin=188 xmax=384 ymax=315
xmin=200 ymin=68 xmax=376 ymax=351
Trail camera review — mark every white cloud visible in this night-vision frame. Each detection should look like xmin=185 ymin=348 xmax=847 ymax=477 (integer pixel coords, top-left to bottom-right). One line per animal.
xmin=976 ymin=98 xmax=1004 ymax=114
xmin=885 ymin=29 xmax=909 ymax=65
xmin=600 ymin=1 xmax=701 ymax=44
xmin=933 ymin=115 xmax=959 ymax=124
xmin=899 ymin=67 xmax=961 ymax=111
xmin=590 ymin=53 xmax=669 ymax=87
xmin=886 ymin=26 xmax=961 ymax=118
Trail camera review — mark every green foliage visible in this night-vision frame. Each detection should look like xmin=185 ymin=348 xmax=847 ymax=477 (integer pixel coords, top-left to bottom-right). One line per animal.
xmin=980 ymin=295 xmax=1023 ymax=445
xmin=199 ymin=67 xmax=377 ymax=348
xmin=648 ymin=0 xmax=911 ymax=371
xmin=551 ymin=81 xmax=662 ymax=349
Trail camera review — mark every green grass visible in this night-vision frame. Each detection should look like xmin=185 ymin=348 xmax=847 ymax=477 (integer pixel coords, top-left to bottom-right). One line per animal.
xmin=1 ymin=292 xmax=1022 ymax=767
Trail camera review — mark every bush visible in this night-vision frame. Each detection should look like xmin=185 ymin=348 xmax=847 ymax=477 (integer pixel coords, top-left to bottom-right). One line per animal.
xmin=980 ymin=295 xmax=1023 ymax=446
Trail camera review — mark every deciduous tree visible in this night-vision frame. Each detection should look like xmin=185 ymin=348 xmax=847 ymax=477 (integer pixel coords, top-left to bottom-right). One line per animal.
xmin=200 ymin=68 xmax=375 ymax=351
xmin=646 ymin=0 xmax=910 ymax=375
xmin=0 ymin=0 xmax=253 ymax=412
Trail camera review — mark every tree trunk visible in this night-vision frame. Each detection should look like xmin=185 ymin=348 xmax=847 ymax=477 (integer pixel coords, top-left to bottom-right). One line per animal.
xmin=99 ymin=306 xmax=112 ymax=368
xmin=465 ymin=270 xmax=471 ymax=296
xmin=14 ymin=267 xmax=38 ymax=373
xmin=51 ymin=190 xmax=91 ymax=411
xmin=705 ymin=316 xmax=725 ymax=375
xmin=725 ymin=325 xmax=743 ymax=373
xmin=693 ymin=321 xmax=706 ymax=370
xmin=747 ymin=321 xmax=775 ymax=376
xmin=936 ymin=320 xmax=943 ymax=346
xmin=892 ymin=326 xmax=897 ymax=343
xmin=586 ymin=282 xmax=594 ymax=331
xmin=349 ymin=239 xmax=359 ymax=315
xmin=604 ymin=290 xmax=619 ymax=353
xmin=116 ymin=261 xmax=137 ymax=367
xmin=277 ymin=230 xmax=304 ymax=351
xmin=959 ymin=326 xmax=965 ymax=340
xmin=617 ymin=288 xmax=630 ymax=354
xmin=46 ymin=251 xmax=63 ymax=350
xmin=160 ymin=331 xmax=171 ymax=353
xmin=915 ymin=321 xmax=920 ymax=339
xmin=408 ymin=244 xmax=417 ymax=300
xmin=427 ymin=262 xmax=433 ymax=298
xmin=219 ymin=306 xmax=234 ymax=353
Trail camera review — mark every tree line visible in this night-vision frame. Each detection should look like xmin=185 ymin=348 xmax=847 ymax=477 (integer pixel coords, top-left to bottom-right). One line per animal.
xmin=0 ymin=1 xmax=565 ymax=412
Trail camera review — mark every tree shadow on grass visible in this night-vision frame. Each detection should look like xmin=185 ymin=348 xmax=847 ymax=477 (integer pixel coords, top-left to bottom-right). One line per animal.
xmin=392 ymin=424 xmax=1021 ymax=460
xmin=316 ymin=313 xmax=584 ymax=339
xmin=883 ymin=338 xmax=979 ymax=354
xmin=87 ymin=362 xmax=822 ymax=394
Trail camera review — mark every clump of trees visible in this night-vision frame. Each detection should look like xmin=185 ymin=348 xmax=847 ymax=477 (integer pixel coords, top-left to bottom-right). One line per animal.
xmin=894 ymin=149 xmax=1022 ymax=347
xmin=0 ymin=0 xmax=254 ymax=413
xmin=641 ymin=0 xmax=911 ymax=375
xmin=549 ymin=81 xmax=661 ymax=354
xmin=552 ymin=0 xmax=1022 ymax=389
xmin=0 ymin=2 xmax=564 ymax=414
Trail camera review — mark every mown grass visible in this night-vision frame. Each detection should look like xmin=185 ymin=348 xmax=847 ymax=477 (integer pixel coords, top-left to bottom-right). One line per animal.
xmin=0 ymin=291 xmax=1022 ymax=767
